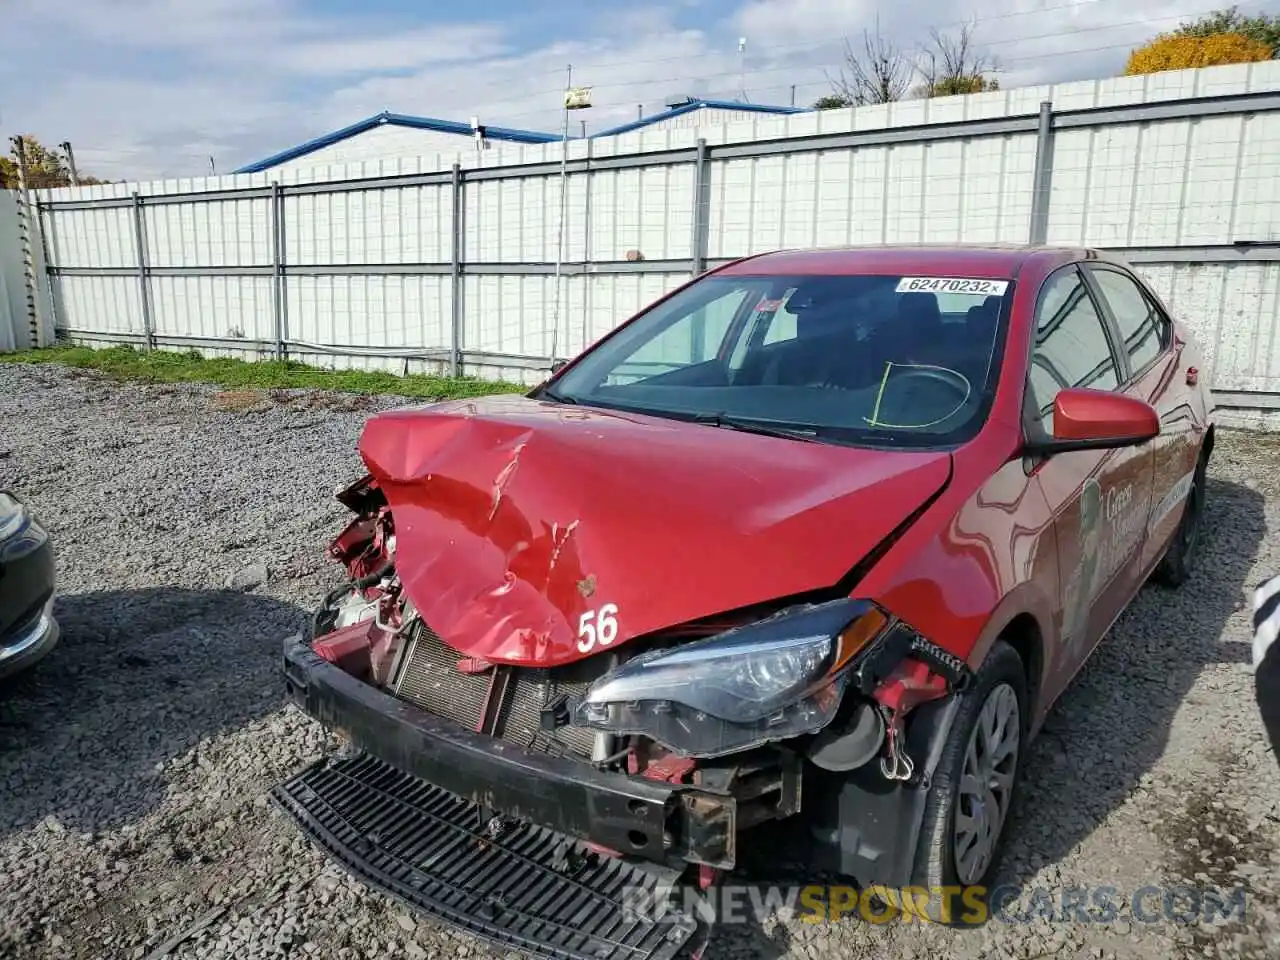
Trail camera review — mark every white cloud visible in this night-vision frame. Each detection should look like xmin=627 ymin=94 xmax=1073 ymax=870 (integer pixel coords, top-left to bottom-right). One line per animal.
xmin=321 ymin=22 xmax=740 ymax=136
xmin=1 ymin=0 xmax=1273 ymax=181
xmin=736 ymin=0 xmax=876 ymax=45
xmin=732 ymin=0 xmax=1211 ymax=91
xmin=275 ymin=26 xmax=511 ymax=76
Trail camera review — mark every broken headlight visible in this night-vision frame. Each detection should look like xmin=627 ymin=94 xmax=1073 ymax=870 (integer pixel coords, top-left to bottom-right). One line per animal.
xmin=572 ymin=598 xmax=891 ymax=758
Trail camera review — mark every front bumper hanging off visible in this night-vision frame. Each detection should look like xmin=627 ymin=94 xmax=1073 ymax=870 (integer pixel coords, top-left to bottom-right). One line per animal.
xmin=276 ymin=634 xmax=725 ymax=959
xmin=281 ymin=634 xmax=737 ymax=867
xmin=274 ymin=753 xmax=701 ymax=960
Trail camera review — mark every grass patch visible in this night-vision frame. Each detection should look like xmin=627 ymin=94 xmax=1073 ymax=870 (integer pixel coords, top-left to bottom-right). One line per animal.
xmin=0 ymin=345 xmax=529 ymax=400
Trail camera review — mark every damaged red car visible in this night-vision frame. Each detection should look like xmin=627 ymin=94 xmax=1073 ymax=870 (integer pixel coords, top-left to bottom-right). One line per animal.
xmin=274 ymin=245 xmax=1214 ymax=957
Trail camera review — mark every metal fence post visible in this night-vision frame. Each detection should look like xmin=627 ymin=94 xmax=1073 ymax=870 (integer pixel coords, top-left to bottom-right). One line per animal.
xmin=450 ymin=163 xmax=463 ymax=378
xmin=1028 ymin=101 xmax=1055 ymax=245
xmin=32 ymin=199 xmax=59 ymax=344
xmin=270 ymin=181 xmax=286 ymax=360
xmin=688 ymin=138 xmax=712 ymax=362
xmin=581 ymin=139 xmax=593 ymax=353
xmin=690 ymin=138 xmax=710 ymax=277
xmin=131 ymin=192 xmax=154 ymax=351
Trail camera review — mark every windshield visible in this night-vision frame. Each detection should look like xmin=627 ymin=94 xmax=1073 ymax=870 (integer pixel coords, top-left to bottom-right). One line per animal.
xmin=545 ymin=271 xmax=1012 ymax=448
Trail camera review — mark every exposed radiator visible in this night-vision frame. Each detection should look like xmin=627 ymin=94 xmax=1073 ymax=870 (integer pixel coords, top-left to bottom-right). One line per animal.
xmin=392 ymin=621 xmax=599 ymax=759
xmin=393 ymin=622 xmax=493 ymax=732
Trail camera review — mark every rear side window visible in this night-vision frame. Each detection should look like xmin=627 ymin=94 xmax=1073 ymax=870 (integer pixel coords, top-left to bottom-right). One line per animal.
xmin=1087 ymin=267 xmax=1168 ymax=375
xmin=1028 ymin=267 xmax=1120 ymax=430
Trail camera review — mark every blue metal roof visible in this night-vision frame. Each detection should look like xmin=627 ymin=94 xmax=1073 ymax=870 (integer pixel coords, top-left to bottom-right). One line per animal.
xmin=234 ymin=111 xmax=561 ymax=173
xmin=590 ymin=99 xmax=810 ymax=139
xmin=233 ymin=99 xmax=810 ymax=173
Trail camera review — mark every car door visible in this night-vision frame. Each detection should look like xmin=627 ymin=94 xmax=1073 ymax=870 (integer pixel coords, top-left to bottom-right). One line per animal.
xmin=1025 ymin=265 xmax=1156 ymax=705
xmin=1083 ymin=263 xmax=1203 ymax=576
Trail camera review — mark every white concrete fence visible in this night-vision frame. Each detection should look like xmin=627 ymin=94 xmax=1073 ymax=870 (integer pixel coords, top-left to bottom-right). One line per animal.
xmin=0 ymin=191 xmax=54 ymax=353
xmin=5 ymin=61 xmax=1280 ymax=424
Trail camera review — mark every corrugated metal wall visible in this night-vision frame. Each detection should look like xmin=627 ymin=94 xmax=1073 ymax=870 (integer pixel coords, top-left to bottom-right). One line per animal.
xmin=629 ymin=106 xmax=797 ymax=134
xmin=264 ymin=124 xmax=490 ymax=173
xmin=19 ymin=60 xmax=1280 ymax=424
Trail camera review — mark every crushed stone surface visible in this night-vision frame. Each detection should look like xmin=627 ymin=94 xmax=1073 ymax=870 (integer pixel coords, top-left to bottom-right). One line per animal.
xmin=1 ymin=363 xmax=1277 ymax=960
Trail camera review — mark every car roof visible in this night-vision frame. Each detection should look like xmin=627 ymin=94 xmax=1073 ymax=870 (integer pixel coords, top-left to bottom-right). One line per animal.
xmin=715 ymin=244 xmax=1098 ymax=280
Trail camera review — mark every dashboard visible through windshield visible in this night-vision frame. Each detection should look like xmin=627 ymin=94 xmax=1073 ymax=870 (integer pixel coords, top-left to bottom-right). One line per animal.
xmin=542 ymin=272 xmax=1013 ymax=448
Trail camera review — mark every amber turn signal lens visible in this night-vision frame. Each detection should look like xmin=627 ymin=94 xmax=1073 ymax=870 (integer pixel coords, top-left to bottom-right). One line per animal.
xmin=831 ymin=607 xmax=889 ymax=673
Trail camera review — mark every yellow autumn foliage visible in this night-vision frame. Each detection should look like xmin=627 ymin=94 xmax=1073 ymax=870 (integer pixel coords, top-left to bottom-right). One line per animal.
xmin=1124 ymin=32 xmax=1272 ymax=75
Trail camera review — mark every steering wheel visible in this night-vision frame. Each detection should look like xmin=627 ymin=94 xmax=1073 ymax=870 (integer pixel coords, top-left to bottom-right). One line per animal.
xmin=863 ymin=363 xmax=973 ymax=429
xmin=887 ymin=364 xmax=971 ymax=397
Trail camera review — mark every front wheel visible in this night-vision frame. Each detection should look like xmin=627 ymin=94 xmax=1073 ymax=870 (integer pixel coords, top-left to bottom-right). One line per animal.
xmin=1154 ymin=452 xmax=1208 ymax=588
xmin=909 ymin=639 xmax=1028 ymax=923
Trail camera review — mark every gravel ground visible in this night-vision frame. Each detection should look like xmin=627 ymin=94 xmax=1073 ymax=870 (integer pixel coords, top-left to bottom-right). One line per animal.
xmin=1 ymin=363 xmax=1278 ymax=960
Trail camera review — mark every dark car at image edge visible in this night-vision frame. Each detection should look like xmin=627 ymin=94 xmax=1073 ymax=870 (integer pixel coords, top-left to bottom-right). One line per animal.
xmin=269 ymin=244 xmax=1215 ymax=959
xmin=0 ymin=490 xmax=59 ymax=681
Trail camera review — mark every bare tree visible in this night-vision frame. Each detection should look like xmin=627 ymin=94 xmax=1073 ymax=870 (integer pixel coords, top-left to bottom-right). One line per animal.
xmin=816 ymin=19 xmax=914 ymax=108
xmin=912 ymin=21 xmax=1000 ymax=98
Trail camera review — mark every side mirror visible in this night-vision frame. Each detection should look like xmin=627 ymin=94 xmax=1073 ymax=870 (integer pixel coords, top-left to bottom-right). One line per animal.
xmin=1025 ymin=387 xmax=1160 ymax=455
xmin=550 ymin=359 xmax=568 ymax=374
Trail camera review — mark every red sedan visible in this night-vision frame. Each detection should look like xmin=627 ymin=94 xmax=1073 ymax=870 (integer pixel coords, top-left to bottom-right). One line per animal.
xmin=274 ymin=245 xmax=1213 ymax=954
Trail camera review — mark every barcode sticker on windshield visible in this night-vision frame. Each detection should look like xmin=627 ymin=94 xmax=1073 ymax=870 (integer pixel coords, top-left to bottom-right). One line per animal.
xmin=896 ymin=277 xmax=1009 ymax=296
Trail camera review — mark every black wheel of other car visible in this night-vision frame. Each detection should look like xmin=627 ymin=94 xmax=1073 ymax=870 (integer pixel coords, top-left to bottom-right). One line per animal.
xmin=1154 ymin=451 xmax=1208 ymax=588
xmin=909 ymin=639 xmax=1027 ymax=924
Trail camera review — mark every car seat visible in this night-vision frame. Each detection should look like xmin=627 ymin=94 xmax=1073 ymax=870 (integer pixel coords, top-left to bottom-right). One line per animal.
xmin=965 ymin=295 xmax=1001 ymax=345
xmin=871 ymin=292 xmax=947 ymax=367
xmin=747 ymin=282 xmax=863 ymax=386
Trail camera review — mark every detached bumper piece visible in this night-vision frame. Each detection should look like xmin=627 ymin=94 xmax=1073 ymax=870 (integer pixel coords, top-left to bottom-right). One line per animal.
xmin=282 ymin=634 xmax=736 ymax=869
xmin=273 ymin=753 xmax=700 ymax=960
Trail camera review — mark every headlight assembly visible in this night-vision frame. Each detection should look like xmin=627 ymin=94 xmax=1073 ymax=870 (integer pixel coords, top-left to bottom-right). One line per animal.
xmin=573 ymin=598 xmax=893 ymax=758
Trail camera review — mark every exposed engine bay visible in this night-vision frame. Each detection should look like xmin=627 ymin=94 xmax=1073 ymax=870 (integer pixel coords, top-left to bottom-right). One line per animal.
xmin=304 ymin=472 xmax=975 ymax=874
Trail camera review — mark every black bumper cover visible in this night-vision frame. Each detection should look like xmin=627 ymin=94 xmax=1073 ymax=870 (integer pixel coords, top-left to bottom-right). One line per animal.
xmin=0 ymin=510 xmax=55 ymax=638
xmin=282 ymin=634 xmax=737 ymax=869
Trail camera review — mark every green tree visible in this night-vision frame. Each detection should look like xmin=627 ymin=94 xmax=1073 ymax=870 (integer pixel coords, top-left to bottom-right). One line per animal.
xmin=1 ymin=135 xmax=107 ymax=189
xmin=1170 ymin=7 xmax=1280 ymax=56
xmin=820 ymin=21 xmax=914 ymax=108
xmin=813 ymin=94 xmax=852 ymax=109
xmin=815 ymin=20 xmax=999 ymax=108
xmin=912 ymin=23 xmax=1000 ymax=98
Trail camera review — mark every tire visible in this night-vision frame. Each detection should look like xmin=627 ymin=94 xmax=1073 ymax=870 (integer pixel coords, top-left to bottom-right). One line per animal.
xmin=909 ymin=639 xmax=1028 ymax=925
xmin=1153 ymin=451 xmax=1208 ymax=588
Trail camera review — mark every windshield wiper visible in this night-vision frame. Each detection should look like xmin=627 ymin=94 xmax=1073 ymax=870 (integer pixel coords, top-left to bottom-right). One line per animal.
xmin=690 ymin=412 xmax=820 ymax=442
xmin=537 ymin=386 xmax=579 ymax=405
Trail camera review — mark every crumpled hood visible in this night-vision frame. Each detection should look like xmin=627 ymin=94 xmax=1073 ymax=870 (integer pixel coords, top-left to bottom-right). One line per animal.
xmin=358 ymin=395 xmax=951 ymax=666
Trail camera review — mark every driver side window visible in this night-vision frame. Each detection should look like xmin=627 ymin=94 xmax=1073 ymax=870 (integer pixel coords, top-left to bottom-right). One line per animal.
xmin=1027 ymin=267 xmax=1121 ymax=432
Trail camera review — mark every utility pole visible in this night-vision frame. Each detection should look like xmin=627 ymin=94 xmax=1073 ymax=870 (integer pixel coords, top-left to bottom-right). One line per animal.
xmin=551 ymin=64 xmax=572 ymax=368
xmin=59 ymin=141 xmax=79 ymax=186
xmin=637 ymin=103 xmax=643 ymax=121
xmin=738 ymin=37 xmax=748 ymax=102
xmin=551 ymin=68 xmax=593 ymax=366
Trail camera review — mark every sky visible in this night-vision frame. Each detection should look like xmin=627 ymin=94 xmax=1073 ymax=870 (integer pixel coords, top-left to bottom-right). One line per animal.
xmin=1 ymin=0 xmax=1276 ymax=181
